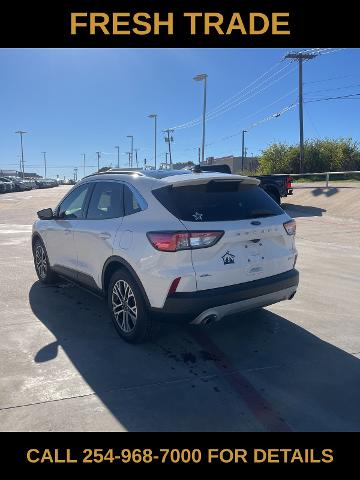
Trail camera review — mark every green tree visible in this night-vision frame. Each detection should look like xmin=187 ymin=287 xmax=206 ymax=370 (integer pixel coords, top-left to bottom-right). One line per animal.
xmin=258 ymin=138 xmax=360 ymax=174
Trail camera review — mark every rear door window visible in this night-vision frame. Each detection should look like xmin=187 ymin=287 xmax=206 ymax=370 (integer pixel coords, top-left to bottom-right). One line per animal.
xmin=87 ymin=181 xmax=124 ymax=220
xmin=152 ymin=181 xmax=284 ymax=221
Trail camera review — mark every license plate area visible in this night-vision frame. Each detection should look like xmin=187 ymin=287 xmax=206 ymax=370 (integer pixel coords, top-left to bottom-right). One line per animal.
xmin=245 ymin=240 xmax=264 ymax=276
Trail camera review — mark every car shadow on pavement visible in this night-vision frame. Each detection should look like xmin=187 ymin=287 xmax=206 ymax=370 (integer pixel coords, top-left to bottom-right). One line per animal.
xmin=282 ymin=203 xmax=326 ymax=217
xmin=29 ymin=281 xmax=360 ymax=432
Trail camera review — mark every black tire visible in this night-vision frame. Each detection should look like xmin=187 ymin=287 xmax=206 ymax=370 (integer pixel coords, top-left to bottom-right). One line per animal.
xmin=267 ymin=189 xmax=281 ymax=205
xmin=108 ymin=269 xmax=152 ymax=344
xmin=33 ymin=238 xmax=58 ymax=284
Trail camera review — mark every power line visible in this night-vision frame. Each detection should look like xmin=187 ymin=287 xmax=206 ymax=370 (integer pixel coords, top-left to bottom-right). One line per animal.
xmin=305 ymin=83 xmax=360 ymax=96
xmin=305 ymin=92 xmax=360 ymax=103
xmin=186 ymin=49 xmax=344 ymax=132
xmin=304 ymin=73 xmax=360 ymax=85
xmin=174 ymin=65 xmax=297 ymax=130
xmin=170 ymin=48 xmax=345 ymax=131
xmin=171 ymin=60 xmax=295 ymax=130
xmin=204 ymin=67 xmax=297 ymax=124
xmin=201 ymin=63 xmax=292 ymax=119
xmin=173 ymin=100 xmax=298 ymax=156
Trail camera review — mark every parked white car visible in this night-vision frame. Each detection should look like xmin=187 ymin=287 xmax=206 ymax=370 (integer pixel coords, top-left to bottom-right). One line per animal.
xmin=32 ymin=169 xmax=299 ymax=343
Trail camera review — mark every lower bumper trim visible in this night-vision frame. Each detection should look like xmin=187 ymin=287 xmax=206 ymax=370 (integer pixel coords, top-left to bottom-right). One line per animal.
xmin=153 ymin=269 xmax=299 ymax=320
xmin=190 ymin=286 xmax=297 ymax=324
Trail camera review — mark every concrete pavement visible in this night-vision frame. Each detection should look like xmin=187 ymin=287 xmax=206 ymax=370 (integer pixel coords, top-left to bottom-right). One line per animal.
xmin=0 ymin=183 xmax=359 ymax=431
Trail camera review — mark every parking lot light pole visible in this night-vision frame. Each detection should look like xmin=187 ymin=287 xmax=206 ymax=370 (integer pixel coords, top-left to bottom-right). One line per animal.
xmin=115 ymin=146 xmax=120 ymax=168
xmin=42 ymin=152 xmax=47 ymax=179
xmin=15 ymin=130 xmax=27 ymax=179
xmin=241 ymin=130 xmax=247 ymax=172
xmin=193 ymin=73 xmax=208 ymax=165
xmin=96 ymin=151 xmax=101 ymax=172
xmin=82 ymin=153 xmax=86 ymax=178
xmin=126 ymin=135 xmax=134 ymax=167
xmin=148 ymin=114 xmax=157 ymax=170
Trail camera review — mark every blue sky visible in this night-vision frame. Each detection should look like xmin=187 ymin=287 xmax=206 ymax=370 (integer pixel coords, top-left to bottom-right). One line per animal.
xmin=0 ymin=48 xmax=359 ymax=179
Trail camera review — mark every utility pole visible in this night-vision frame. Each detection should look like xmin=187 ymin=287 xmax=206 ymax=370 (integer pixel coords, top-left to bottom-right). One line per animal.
xmin=198 ymin=147 xmax=201 ymax=164
xmin=96 ymin=151 xmax=101 ymax=171
xmin=148 ymin=114 xmax=158 ymax=169
xmin=165 ymin=152 xmax=169 ymax=166
xmin=163 ymin=129 xmax=174 ymax=168
xmin=134 ymin=149 xmax=139 ymax=168
xmin=241 ymin=130 xmax=247 ymax=172
xmin=115 ymin=146 xmax=120 ymax=168
xmin=82 ymin=153 xmax=86 ymax=177
xmin=15 ymin=131 xmax=27 ymax=179
xmin=126 ymin=135 xmax=134 ymax=167
xmin=285 ymin=51 xmax=318 ymax=173
xmin=193 ymin=73 xmax=208 ymax=165
xmin=42 ymin=152 xmax=47 ymax=178
xmin=126 ymin=152 xmax=131 ymax=167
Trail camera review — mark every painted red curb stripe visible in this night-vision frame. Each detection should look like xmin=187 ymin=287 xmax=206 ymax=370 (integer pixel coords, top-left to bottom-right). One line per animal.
xmin=191 ymin=330 xmax=292 ymax=432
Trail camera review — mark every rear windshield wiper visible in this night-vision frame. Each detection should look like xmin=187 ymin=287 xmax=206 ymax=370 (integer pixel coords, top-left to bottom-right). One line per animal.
xmin=248 ymin=210 xmax=278 ymax=218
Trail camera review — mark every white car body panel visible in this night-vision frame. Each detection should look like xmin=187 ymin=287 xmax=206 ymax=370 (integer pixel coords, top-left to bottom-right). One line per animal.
xmin=112 ymin=209 xmax=197 ymax=308
xmin=41 ymin=219 xmax=77 ymax=273
xmin=180 ymin=214 xmax=297 ymax=291
xmin=74 ymin=217 xmax=123 ymax=287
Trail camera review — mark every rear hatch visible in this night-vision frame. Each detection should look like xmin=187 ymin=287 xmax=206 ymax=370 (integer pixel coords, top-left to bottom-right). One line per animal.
xmin=153 ymin=176 xmax=296 ymax=290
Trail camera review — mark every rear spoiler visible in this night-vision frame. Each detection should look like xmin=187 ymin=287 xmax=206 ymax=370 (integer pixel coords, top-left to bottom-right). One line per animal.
xmin=161 ymin=174 xmax=260 ymax=188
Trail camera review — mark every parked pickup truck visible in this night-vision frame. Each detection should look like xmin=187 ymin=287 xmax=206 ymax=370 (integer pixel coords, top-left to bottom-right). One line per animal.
xmin=254 ymin=174 xmax=293 ymax=204
xmin=195 ymin=165 xmax=293 ymax=204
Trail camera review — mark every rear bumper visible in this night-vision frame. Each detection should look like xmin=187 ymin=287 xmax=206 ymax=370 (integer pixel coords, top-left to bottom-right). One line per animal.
xmin=153 ymin=269 xmax=299 ymax=321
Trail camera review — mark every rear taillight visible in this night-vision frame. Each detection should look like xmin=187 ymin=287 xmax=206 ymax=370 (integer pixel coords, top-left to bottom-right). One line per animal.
xmin=283 ymin=219 xmax=296 ymax=236
xmin=147 ymin=231 xmax=224 ymax=252
xmin=287 ymin=176 xmax=293 ymax=190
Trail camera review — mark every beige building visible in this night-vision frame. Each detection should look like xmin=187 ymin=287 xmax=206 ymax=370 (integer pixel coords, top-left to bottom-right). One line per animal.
xmin=204 ymin=155 xmax=259 ymax=174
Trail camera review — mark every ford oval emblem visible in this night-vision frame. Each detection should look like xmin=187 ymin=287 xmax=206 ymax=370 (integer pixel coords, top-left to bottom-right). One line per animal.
xmin=251 ymin=220 xmax=261 ymax=226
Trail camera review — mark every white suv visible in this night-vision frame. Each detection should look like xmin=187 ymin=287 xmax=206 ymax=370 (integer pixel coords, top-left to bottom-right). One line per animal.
xmin=32 ymin=169 xmax=299 ymax=343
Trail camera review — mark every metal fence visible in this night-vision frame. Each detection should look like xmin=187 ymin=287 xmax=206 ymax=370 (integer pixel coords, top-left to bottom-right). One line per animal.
xmin=282 ymin=170 xmax=360 ymax=188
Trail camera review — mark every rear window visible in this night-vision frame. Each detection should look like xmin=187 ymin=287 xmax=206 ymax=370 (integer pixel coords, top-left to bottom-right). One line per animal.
xmin=152 ymin=181 xmax=284 ymax=221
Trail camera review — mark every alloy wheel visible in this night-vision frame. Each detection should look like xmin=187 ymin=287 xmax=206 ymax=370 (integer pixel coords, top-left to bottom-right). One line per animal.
xmin=112 ymin=280 xmax=138 ymax=333
xmin=35 ymin=244 xmax=47 ymax=279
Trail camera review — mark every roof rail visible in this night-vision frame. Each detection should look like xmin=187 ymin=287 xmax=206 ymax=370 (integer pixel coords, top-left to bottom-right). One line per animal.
xmin=84 ymin=169 xmax=145 ymax=179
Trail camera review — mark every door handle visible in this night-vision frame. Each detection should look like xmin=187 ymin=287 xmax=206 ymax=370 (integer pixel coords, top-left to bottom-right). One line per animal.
xmin=99 ymin=232 xmax=111 ymax=239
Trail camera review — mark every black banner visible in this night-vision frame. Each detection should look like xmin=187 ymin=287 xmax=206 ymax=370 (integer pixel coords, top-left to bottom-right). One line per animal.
xmin=0 ymin=432 xmax=357 ymax=471
xmin=1 ymin=1 xmax=358 ymax=48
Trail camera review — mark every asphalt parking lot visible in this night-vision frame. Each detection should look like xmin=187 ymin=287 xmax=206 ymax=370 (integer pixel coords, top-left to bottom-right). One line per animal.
xmin=0 ymin=184 xmax=360 ymax=431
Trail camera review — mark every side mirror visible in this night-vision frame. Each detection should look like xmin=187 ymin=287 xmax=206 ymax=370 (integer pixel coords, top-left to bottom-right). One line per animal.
xmin=37 ymin=208 xmax=54 ymax=220
xmin=35 ymin=341 xmax=59 ymax=363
